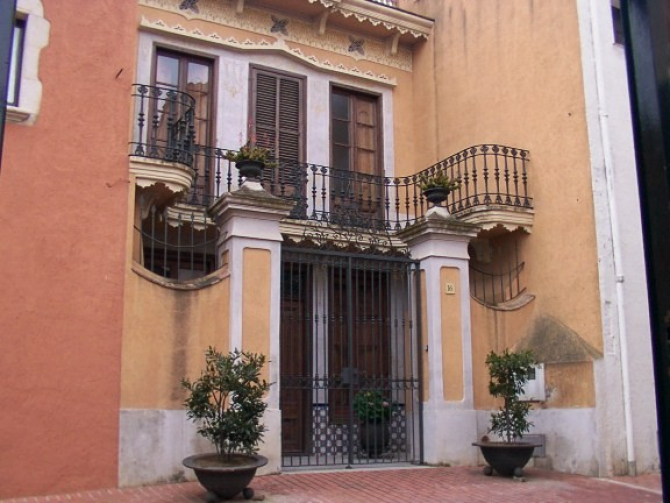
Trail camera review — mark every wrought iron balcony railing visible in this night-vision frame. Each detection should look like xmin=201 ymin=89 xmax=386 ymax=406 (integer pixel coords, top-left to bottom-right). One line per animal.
xmin=129 ymin=84 xmax=196 ymax=167
xmin=184 ymin=143 xmax=531 ymax=230
xmin=128 ymin=85 xmax=532 ymax=231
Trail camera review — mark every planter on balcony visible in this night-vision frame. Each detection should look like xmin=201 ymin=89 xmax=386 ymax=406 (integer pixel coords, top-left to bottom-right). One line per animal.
xmin=236 ymin=160 xmax=264 ymax=180
xmin=422 ymin=187 xmax=450 ymax=206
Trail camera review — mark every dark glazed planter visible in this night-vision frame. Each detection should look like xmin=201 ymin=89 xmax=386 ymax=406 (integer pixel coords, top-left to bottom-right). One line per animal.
xmin=236 ymin=160 xmax=264 ymax=180
xmin=422 ymin=187 xmax=450 ymax=206
xmin=359 ymin=421 xmax=390 ymax=457
xmin=472 ymin=441 xmax=540 ymax=477
xmin=183 ymin=453 xmax=268 ymax=500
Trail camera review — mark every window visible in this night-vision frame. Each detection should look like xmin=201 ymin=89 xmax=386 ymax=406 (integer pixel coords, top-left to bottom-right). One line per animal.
xmin=153 ymin=49 xmax=214 ymax=197
xmin=8 ymin=18 xmax=25 ymax=107
xmin=5 ymin=0 xmax=49 ymax=125
xmin=330 ymin=87 xmax=382 ymax=221
xmin=154 ymin=49 xmax=213 ymax=146
xmin=250 ymin=67 xmax=304 ymax=162
xmin=250 ymin=66 xmax=305 ymax=195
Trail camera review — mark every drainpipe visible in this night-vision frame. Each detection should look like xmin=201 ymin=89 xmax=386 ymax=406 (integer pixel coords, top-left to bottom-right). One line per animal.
xmin=586 ymin=0 xmax=637 ymax=476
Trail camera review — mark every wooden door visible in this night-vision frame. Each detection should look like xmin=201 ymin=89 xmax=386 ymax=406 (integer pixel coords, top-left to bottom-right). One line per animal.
xmin=329 ymin=266 xmax=389 ymax=423
xmin=280 ymin=263 xmax=311 ymax=454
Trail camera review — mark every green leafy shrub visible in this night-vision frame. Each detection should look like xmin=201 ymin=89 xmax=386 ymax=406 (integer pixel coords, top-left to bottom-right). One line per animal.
xmin=485 ymin=349 xmax=536 ymax=442
xmin=182 ymin=347 xmax=269 ymax=460
xmin=353 ymin=390 xmax=393 ymax=423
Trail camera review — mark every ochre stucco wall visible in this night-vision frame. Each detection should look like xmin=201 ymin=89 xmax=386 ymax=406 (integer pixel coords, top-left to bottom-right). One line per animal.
xmin=406 ymin=0 xmax=603 ymax=409
xmin=441 ymin=267 xmax=463 ymax=401
xmin=242 ymin=248 xmax=271 ymax=382
xmin=120 ymin=269 xmax=230 ymax=409
xmin=0 ymin=1 xmax=137 ymax=497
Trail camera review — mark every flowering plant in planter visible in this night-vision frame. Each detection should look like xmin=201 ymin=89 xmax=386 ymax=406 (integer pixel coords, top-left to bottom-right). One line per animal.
xmin=419 ymin=171 xmax=461 ymax=192
xmin=353 ymin=390 xmax=393 ymax=423
xmin=224 ymin=140 xmax=274 ymax=166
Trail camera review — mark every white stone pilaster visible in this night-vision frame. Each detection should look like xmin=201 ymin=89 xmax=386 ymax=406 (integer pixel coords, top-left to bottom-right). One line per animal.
xmin=208 ymin=181 xmax=293 ymax=474
xmin=398 ymin=212 xmax=479 ymax=466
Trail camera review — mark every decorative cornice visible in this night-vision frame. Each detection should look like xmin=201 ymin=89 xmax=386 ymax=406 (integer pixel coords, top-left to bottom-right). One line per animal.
xmin=130 ymin=155 xmax=195 ymax=195
xmin=455 ymin=205 xmax=535 ymax=234
xmin=139 ymin=0 xmax=413 ymax=72
xmin=140 ymin=16 xmax=398 ymax=85
xmin=307 ymin=0 xmax=432 ymax=39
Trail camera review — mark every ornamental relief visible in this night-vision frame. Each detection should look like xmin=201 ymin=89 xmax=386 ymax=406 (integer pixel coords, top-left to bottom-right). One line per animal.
xmin=139 ymin=0 xmax=412 ymax=72
xmin=141 ymin=16 xmax=396 ymax=85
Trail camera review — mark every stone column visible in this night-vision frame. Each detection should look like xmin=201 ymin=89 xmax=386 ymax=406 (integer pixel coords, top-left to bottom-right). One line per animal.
xmin=398 ymin=209 xmax=479 ymax=466
xmin=209 ymin=181 xmax=293 ymax=475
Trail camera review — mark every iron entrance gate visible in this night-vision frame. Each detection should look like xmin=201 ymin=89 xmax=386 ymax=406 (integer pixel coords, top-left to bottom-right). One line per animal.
xmin=280 ymin=245 xmax=423 ymax=467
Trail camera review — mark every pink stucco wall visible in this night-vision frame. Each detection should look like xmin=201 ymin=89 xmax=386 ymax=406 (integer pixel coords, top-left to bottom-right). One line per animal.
xmin=0 ymin=1 xmax=137 ymax=497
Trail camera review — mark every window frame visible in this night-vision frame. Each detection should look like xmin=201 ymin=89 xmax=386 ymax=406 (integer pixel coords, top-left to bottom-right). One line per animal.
xmin=329 ymin=84 xmax=384 ymax=179
xmin=5 ymin=0 xmax=49 ymax=125
xmin=7 ymin=17 xmax=25 ymax=108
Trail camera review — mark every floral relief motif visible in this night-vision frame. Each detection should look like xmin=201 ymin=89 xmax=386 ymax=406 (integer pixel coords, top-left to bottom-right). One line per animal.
xmin=270 ymin=15 xmax=289 ymax=36
xmin=179 ymin=0 xmax=199 ymax=13
xmin=348 ymin=36 xmax=365 ymax=55
xmin=139 ymin=0 xmax=412 ymax=71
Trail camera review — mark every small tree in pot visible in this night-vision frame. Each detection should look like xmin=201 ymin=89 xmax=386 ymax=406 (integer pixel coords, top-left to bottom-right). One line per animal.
xmin=182 ymin=347 xmax=269 ymax=500
xmin=353 ymin=390 xmax=393 ymax=457
xmin=473 ymin=349 xmax=541 ymax=478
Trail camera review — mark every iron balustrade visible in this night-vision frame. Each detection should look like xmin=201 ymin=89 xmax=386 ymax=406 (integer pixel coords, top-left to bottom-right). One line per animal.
xmin=432 ymin=144 xmax=532 ymax=212
xmin=130 ymin=84 xmax=196 ymax=167
xmin=136 ymin=197 xmax=218 ymax=281
xmin=127 ymin=87 xmax=532 ymax=229
xmin=184 ymin=143 xmax=532 ymax=230
xmin=470 ymin=262 xmax=526 ymax=306
xmin=469 ymin=236 xmax=527 ymax=306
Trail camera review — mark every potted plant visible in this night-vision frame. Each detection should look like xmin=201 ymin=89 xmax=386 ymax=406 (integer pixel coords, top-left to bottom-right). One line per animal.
xmin=472 ymin=349 xmax=541 ymax=478
xmin=182 ymin=347 xmax=269 ymax=501
xmin=419 ymin=171 xmax=460 ymax=206
xmin=353 ymin=390 xmax=393 ymax=457
xmin=224 ymin=139 xmax=274 ymax=180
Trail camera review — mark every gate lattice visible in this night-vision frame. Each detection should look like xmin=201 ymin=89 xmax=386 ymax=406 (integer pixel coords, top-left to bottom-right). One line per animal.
xmin=280 ymin=243 xmax=423 ymax=467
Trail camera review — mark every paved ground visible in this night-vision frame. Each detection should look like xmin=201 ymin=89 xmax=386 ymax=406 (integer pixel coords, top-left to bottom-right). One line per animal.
xmin=1 ymin=466 xmax=663 ymax=503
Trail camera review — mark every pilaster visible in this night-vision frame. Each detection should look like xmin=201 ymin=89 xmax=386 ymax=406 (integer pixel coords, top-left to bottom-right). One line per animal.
xmin=208 ymin=181 xmax=293 ymax=474
xmin=398 ymin=210 xmax=480 ymax=466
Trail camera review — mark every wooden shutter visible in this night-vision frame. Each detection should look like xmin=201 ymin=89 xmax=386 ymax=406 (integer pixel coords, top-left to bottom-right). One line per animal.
xmin=251 ymin=68 xmax=303 ymax=162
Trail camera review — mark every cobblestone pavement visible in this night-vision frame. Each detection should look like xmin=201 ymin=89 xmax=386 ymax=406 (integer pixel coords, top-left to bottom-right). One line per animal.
xmin=1 ymin=467 xmax=663 ymax=503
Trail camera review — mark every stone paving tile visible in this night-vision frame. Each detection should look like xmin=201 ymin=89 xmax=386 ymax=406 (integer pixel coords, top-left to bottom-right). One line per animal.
xmin=0 ymin=467 xmax=663 ymax=503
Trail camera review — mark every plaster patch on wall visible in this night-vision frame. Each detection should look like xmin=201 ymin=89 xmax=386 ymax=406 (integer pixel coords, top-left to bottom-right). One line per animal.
xmin=140 ymin=0 xmax=413 ymax=71
xmin=515 ymin=315 xmax=602 ymax=363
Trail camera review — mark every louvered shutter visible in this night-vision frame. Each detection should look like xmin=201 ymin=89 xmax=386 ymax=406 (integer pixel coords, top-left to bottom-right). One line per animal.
xmin=252 ymin=68 xmax=303 ymax=160
xmin=251 ymin=68 xmax=304 ymax=195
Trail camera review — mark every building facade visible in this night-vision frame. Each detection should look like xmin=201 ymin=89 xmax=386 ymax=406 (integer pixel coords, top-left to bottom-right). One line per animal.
xmin=0 ymin=0 xmax=660 ymax=498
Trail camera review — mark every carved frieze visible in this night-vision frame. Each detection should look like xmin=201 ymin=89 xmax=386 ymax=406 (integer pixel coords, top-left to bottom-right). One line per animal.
xmin=139 ymin=0 xmax=413 ymax=73
xmin=141 ymin=16 xmax=397 ymax=85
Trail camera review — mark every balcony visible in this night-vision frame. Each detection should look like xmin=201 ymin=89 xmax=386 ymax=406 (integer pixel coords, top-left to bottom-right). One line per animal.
xmin=129 ymin=85 xmax=534 ymax=235
xmin=129 ymin=84 xmax=196 ymax=203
